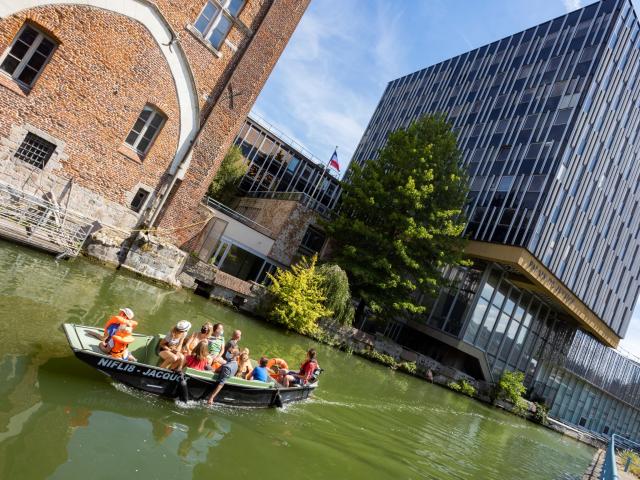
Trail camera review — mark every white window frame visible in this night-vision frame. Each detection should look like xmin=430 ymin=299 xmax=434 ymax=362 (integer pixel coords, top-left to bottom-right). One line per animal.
xmin=124 ymin=105 xmax=166 ymax=155
xmin=0 ymin=23 xmax=56 ymax=88
xmin=193 ymin=0 xmax=245 ymax=50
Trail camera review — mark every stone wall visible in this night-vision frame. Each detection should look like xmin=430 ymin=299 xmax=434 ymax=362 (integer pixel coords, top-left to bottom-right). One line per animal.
xmin=235 ymin=196 xmax=320 ymax=265
xmin=0 ymin=1 xmax=310 ymax=248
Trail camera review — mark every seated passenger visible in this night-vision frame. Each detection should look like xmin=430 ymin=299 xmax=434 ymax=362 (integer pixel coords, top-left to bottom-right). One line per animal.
xmin=281 ymin=349 xmax=319 ymax=387
xmin=248 ymin=356 xmax=270 ymax=382
xmin=98 ymin=308 xmax=137 ymax=353
xmin=208 ymin=323 xmax=226 ymax=368
xmin=236 ymin=348 xmax=252 ymax=379
xmin=159 ymin=320 xmax=191 ymax=370
xmin=224 ymin=330 xmax=242 ymax=362
xmin=183 ymin=322 xmax=213 ymax=355
xmin=107 ymin=324 xmax=136 ymax=362
xmin=183 ymin=341 xmax=212 ymax=371
xmin=207 ymin=347 xmax=240 ymax=405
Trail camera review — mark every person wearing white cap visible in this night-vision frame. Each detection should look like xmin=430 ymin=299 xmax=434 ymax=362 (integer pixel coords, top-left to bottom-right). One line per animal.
xmin=98 ymin=307 xmax=138 ymax=353
xmin=158 ymin=320 xmax=192 ymax=370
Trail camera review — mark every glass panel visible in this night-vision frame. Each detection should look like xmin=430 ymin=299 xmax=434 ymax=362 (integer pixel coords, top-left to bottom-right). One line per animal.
xmin=0 ymin=56 xmax=20 ymax=75
xmin=136 ymin=137 xmax=151 ymax=153
xmin=464 ymin=297 xmax=488 ymax=343
xmin=17 ymin=66 xmax=38 ymax=85
xmin=194 ymin=2 xmax=217 ymax=34
xmin=487 ymin=312 xmax=510 ymax=356
xmin=476 ymin=305 xmax=500 ymax=349
xmin=209 ymin=15 xmax=233 ymax=49
xmin=227 ymin=0 xmax=244 ymax=16
xmin=36 ymin=38 xmax=55 ymax=56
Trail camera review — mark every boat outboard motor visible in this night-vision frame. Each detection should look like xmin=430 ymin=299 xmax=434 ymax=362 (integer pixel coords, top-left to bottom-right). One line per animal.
xmin=178 ymin=372 xmax=189 ymax=402
xmin=310 ymin=367 xmax=324 ymax=383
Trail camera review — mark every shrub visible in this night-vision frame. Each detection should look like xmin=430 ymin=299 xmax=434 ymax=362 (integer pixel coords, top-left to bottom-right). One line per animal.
xmin=317 ymin=263 xmax=355 ymax=326
xmin=358 ymin=349 xmax=397 ymax=367
xmin=533 ymin=402 xmax=549 ymax=425
xmin=619 ymin=450 xmax=640 ymax=476
xmin=266 ymin=255 xmax=332 ymax=335
xmin=497 ymin=371 xmax=528 ymax=416
xmin=448 ymin=379 xmax=476 ymax=397
xmin=398 ymin=361 xmax=417 ymax=375
xmin=208 ymin=145 xmax=247 ymax=205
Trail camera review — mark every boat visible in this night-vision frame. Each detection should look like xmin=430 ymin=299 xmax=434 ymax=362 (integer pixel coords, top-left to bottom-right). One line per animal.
xmin=62 ymin=323 xmax=318 ymax=408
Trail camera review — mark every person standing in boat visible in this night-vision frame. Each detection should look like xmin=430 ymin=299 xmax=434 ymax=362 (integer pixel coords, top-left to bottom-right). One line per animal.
xmin=158 ymin=320 xmax=191 ymax=370
xmin=208 ymin=323 xmax=226 ymax=368
xmin=98 ymin=307 xmax=136 ymax=354
xmin=207 ymin=347 xmax=240 ymax=405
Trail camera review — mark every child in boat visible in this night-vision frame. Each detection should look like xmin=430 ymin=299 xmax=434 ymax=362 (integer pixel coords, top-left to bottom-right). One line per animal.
xmin=158 ymin=320 xmax=191 ymax=370
xmin=236 ymin=348 xmax=252 ymax=379
xmin=208 ymin=323 xmax=226 ymax=368
xmin=248 ymin=356 xmax=270 ymax=382
xmin=183 ymin=341 xmax=212 ymax=371
xmin=207 ymin=347 xmax=240 ymax=405
xmin=107 ymin=324 xmax=136 ymax=362
xmin=98 ymin=308 xmax=137 ymax=353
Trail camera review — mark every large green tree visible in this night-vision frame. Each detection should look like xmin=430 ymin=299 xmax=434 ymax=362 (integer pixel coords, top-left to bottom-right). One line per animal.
xmin=325 ymin=115 xmax=468 ymax=316
xmin=208 ymin=145 xmax=247 ymax=205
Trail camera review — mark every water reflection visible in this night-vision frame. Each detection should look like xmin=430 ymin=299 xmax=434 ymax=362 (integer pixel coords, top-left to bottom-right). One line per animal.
xmin=0 ymin=241 xmax=595 ymax=479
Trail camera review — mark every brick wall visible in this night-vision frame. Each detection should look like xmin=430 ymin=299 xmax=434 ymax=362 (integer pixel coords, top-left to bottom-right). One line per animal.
xmin=0 ymin=0 xmax=310 ymax=240
xmin=0 ymin=6 xmax=179 ymax=210
xmin=155 ymin=0 xmax=311 ymax=246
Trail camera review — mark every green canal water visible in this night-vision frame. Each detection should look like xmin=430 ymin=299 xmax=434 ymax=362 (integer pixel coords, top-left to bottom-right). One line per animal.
xmin=0 ymin=241 xmax=593 ymax=479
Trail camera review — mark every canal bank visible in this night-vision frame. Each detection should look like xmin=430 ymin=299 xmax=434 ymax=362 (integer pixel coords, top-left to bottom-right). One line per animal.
xmin=0 ymin=240 xmax=594 ymax=479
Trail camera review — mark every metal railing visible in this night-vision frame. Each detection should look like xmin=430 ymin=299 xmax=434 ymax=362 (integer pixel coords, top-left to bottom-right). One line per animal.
xmin=0 ymin=183 xmax=93 ymax=257
xmin=601 ymin=434 xmax=640 ymax=480
xmin=202 ymin=196 xmax=274 ymax=238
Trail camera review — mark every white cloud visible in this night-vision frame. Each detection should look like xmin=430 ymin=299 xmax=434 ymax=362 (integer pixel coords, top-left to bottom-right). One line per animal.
xmin=252 ymin=0 xmax=408 ymax=176
xmin=562 ymin=0 xmax=582 ymax=12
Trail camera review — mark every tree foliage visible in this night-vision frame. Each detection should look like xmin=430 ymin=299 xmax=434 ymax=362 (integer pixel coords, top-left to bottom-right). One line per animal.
xmin=208 ymin=145 xmax=247 ymax=205
xmin=266 ymin=255 xmax=332 ymax=335
xmin=317 ymin=263 xmax=355 ymax=326
xmin=325 ymin=114 xmax=468 ymax=316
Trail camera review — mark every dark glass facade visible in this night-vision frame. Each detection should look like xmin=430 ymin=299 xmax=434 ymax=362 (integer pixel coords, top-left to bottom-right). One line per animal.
xmin=350 ymin=0 xmax=640 ymax=440
xmin=233 ymin=115 xmax=341 ymax=214
xmin=351 ymin=0 xmax=640 ymax=338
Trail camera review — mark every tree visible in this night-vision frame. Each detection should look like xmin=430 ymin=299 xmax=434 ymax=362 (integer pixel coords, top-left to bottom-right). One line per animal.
xmin=325 ymin=114 xmax=468 ymax=317
xmin=317 ymin=263 xmax=355 ymax=326
xmin=208 ymin=145 xmax=247 ymax=205
xmin=266 ymin=255 xmax=332 ymax=335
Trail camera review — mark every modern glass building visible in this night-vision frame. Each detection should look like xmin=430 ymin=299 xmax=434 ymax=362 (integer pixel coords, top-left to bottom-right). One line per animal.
xmin=350 ymin=0 xmax=640 ymax=439
xmin=233 ymin=114 xmax=341 ymax=214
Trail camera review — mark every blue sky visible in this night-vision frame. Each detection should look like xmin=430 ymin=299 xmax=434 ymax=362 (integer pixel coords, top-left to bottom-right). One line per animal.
xmin=252 ymin=0 xmax=640 ymax=358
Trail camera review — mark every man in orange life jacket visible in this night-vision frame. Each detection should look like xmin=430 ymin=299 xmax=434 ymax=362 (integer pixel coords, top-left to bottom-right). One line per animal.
xmin=99 ymin=308 xmax=137 ymax=354
xmin=107 ymin=324 xmax=136 ymax=361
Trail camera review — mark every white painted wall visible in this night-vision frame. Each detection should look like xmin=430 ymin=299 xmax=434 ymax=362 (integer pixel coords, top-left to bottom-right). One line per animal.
xmin=212 ymin=209 xmax=274 ymax=256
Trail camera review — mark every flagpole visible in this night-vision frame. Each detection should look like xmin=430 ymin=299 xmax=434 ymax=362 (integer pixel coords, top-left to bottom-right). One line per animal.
xmin=310 ymin=146 xmax=337 ymax=202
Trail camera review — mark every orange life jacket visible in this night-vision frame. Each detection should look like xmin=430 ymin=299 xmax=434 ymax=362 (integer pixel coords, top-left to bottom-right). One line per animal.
xmin=104 ymin=315 xmax=138 ymax=338
xmin=109 ymin=333 xmax=134 ymax=359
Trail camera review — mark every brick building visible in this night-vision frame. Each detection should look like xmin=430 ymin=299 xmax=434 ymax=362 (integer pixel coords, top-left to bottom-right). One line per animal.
xmin=0 ymin=0 xmax=309 ymax=250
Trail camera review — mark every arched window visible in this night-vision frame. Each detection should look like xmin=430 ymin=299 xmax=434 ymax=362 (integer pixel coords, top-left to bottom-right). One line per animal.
xmin=0 ymin=23 xmax=56 ymax=88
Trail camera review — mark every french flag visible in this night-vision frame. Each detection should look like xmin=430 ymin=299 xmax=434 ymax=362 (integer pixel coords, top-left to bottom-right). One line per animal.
xmin=328 ymin=149 xmax=340 ymax=172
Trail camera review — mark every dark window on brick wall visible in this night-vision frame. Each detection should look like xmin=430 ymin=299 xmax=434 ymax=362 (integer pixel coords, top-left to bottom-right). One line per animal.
xmin=14 ymin=133 xmax=56 ymax=169
xmin=125 ymin=106 xmax=165 ymax=155
xmin=0 ymin=24 xmax=56 ymax=88
xmin=130 ymin=188 xmax=151 ymax=213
